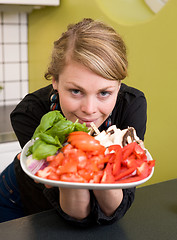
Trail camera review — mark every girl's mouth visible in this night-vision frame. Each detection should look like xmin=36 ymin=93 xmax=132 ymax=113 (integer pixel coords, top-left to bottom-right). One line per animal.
xmin=78 ymin=118 xmax=96 ymax=127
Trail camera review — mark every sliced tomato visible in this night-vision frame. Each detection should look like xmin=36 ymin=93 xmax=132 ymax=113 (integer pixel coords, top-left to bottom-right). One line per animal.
xmin=47 ymin=171 xmax=60 ymax=181
xmin=90 ymin=170 xmax=103 ymax=183
xmin=67 ymin=132 xmax=94 ymax=142
xmin=67 ymin=131 xmax=89 ymax=136
xmin=56 ymin=159 xmax=78 ymax=175
xmin=75 ymin=149 xmax=88 ymax=169
xmin=85 ymin=160 xmax=99 ymax=172
xmin=71 ymin=139 xmax=105 ymax=152
xmin=46 ymin=155 xmax=56 ymax=162
xmin=88 ymin=146 xmax=106 ymax=155
xmin=78 ymin=169 xmax=93 ymax=182
xmin=89 ymin=155 xmax=108 ymax=165
xmin=36 ymin=166 xmax=54 ymax=179
xmin=59 ymin=173 xmax=86 ymax=183
xmin=67 ymin=132 xmax=106 ymax=153
xmin=63 ymin=148 xmax=87 ymax=170
xmin=62 ymin=144 xmax=73 ymax=153
xmin=48 ymin=152 xmax=64 ymax=168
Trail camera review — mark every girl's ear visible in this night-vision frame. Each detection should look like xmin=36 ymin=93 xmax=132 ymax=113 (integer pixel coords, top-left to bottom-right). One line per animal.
xmin=118 ymin=82 xmax=121 ymax=91
xmin=52 ymin=77 xmax=57 ymax=90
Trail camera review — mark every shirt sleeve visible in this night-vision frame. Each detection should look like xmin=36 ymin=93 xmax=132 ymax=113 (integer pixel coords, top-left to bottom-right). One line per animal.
xmin=43 ymin=188 xmax=95 ymax=227
xmin=111 ymin=84 xmax=147 ymax=141
xmin=91 ymin=188 xmax=135 ymax=225
xmin=43 ymin=187 xmax=135 ymax=226
xmin=10 ymin=86 xmax=51 ymax=148
xmin=119 ymin=95 xmax=147 ymax=141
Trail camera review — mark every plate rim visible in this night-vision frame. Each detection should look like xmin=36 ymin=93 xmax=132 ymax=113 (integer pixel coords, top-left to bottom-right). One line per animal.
xmin=20 ymin=140 xmax=154 ymax=189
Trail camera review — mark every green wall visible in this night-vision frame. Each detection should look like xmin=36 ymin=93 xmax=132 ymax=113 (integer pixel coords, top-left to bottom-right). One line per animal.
xmin=28 ymin=0 xmax=177 ymax=186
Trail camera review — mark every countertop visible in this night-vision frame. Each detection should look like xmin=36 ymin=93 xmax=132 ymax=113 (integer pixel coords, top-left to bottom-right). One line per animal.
xmin=0 ymin=178 xmax=176 ymax=240
xmin=0 ymin=105 xmax=17 ymax=143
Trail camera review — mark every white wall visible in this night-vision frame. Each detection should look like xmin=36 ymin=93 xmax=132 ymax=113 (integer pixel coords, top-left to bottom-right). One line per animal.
xmin=0 ymin=11 xmax=28 ymax=106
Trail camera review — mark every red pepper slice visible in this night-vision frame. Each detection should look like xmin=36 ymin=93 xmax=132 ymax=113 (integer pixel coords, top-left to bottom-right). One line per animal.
xmin=112 ymin=146 xmax=122 ymax=176
xmin=114 ymin=166 xmax=137 ymax=181
xmin=108 ymin=144 xmax=121 ymax=152
xmin=125 ymin=158 xmax=139 ymax=169
xmin=147 ymin=160 xmax=155 ymax=174
xmin=105 ymin=152 xmax=116 ymax=164
xmin=115 ymin=175 xmax=144 ymax=183
xmin=122 ymin=142 xmax=136 ymax=160
xmin=101 ymin=163 xmax=115 ymax=183
xmin=148 ymin=160 xmax=155 ymax=168
xmin=137 ymin=162 xmax=149 ymax=178
xmin=134 ymin=143 xmax=146 ymax=159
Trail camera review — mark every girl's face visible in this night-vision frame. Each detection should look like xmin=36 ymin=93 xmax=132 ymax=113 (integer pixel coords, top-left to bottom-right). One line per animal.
xmin=52 ymin=61 xmax=120 ymax=128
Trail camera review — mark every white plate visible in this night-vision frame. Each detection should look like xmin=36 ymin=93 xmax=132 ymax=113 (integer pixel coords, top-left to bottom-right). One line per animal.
xmin=20 ymin=140 xmax=154 ymax=189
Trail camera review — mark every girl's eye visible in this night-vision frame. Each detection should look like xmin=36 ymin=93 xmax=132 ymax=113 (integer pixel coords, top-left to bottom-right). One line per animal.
xmin=70 ymin=89 xmax=81 ymax=96
xmin=99 ymin=91 xmax=111 ymax=98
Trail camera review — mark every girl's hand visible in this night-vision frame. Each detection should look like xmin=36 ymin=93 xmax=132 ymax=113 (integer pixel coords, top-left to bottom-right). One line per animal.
xmin=59 ymin=188 xmax=91 ymax=219
xmin=17 ymin=152 xmax=21 ymax=160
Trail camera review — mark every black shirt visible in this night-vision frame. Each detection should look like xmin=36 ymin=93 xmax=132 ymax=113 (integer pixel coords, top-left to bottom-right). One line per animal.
xmin=11 ymin=83 xmax=147 ymax=226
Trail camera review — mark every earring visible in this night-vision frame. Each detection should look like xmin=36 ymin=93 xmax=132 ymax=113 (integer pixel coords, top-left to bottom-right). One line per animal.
xmin=105 ymin=113 xmax=112 ymax=128
xmin=50 ymin=89 xmax=59 ymax=111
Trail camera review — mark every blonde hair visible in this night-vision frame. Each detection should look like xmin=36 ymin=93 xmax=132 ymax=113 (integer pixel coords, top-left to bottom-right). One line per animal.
xmin=45 ymin=18 xmax=128 ymax=82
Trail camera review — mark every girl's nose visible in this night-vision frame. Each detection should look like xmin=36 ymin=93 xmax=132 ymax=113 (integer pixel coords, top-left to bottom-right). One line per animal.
xmin=80 ymin=97 xmax=97 ymax=114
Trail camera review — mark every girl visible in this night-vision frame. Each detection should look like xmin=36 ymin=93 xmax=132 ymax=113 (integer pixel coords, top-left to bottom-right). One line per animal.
xmin=0 ymin=18 xmax=147 ymax=226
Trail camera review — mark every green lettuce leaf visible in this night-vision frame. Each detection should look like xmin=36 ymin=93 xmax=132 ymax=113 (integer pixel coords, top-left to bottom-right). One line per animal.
xmin=28 ymin=111 xmax=89 ymax=160
xmin=32 ymin=140 xmax=59 ymax=160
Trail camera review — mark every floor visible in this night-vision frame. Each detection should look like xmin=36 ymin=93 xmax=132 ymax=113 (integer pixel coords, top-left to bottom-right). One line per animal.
xmin=0 ymin=105 xmax=17 ymax=143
